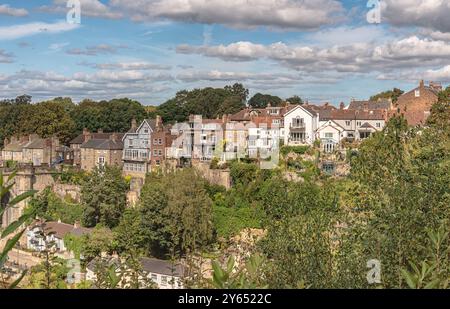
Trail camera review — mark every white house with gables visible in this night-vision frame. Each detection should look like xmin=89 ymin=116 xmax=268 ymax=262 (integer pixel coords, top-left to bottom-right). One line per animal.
xmin=283 ymin=105 xmax=319 ymax=146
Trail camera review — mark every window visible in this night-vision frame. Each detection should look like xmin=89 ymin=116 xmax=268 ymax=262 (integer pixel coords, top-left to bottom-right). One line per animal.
xmin=345 ymin=121 xmax=351 ymax=126
xmin=158 ymin=149 xmax=163 ymax=156
xmin=158 ymin=138 xmax=162 ymax=145
xmin=293 ymin=117 xmax=304 ymax=128
xmin=324 ymin=132 xmax=333 ymax=138
xmin=153 ymin=139 xmax=158 ymax=145
xmin=357 ymin=121 xmax=362 ymax=126
xmin=98 ymin=157 xmax=105 ymax=166
xmin=153 ymin=149 xmax=158 ymax=156
xmin=290 ymin=132 xmax=306 ymax=142
xmin=161 ymin=276 xmax=168 ymax=286
xmin=156 ymin=160 xmax=161 ymax=166
xmin=415 ymin=89 xmax=420 ymax=97
xmin=151 ymin=274 xmax=157 ymax=282
xmin=144 ymin=129 xmax=149 ymax=133
xmin=376 ymin=122 xmax=381 ymax=128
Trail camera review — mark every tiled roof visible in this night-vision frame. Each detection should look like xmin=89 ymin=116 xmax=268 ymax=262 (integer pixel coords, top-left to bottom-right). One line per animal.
xmin=320 ymin=109 xmax=385 ymax=121
xmin=80 ymin=137 xmax=124 ymax=150
xmin=348 ymin=99 xmax=391 ymax=110
xmin=3 ymin=140 xmax=28 ymax=152
xmin=70 ymin=132 xmax=115 ymax=144
xmin=140 ymin=257 xmax=185 ymax=277
xmin=31 ymin=221 xmax=92 ymax=239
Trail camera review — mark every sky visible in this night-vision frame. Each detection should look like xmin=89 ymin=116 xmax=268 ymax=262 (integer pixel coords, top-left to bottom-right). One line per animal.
xmin=0 ymin=0 xmax=449 ymax=106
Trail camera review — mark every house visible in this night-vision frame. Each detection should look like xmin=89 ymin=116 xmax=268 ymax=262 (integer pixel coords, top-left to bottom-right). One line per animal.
xmin=390 ymin=80 xmax=440 ymax=126
xmin=347 ymin=98 xmax=392 ymax=111
xmin=22 ymin=135 xmax=62 ymax=166
xmin=1 ymin=135 xmax=68 ymax=166
xmin=168 ymin=115 xmax=225 ymax=163
xmin=27 ymin=220 xmax=91 ymax=253
xmin=79 ymin=131 xmax=124 ymax=171
xmin=283 ymin=104 xmax=319 ymax=146
xmin=70 ymin=129 xmax=119 ymax=166
xmin=86 ymin=256 xmax=185 ymax=289
xmin=1 ymin=136 xmax=29 ymax=163
xmin=122 ymin=117 xmax=173 ymax=178
xmin=317 ymin=106 xmax=386 ymax=152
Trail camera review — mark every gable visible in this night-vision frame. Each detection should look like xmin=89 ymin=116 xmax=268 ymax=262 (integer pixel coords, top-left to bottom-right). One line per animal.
xmin=284 ymin=105 xmax=316 ymax=118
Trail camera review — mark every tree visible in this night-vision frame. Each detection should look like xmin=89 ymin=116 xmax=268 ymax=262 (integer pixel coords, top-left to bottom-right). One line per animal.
xmin=286 ymin=95 xmax=303 ymax=105
xmin=1 ymin=170 xmax=37 ymax=289
xmin=139 ymin=170 xmax=213 ymax=258
xmin=248 ymin=93 xmax=282 ymax=108
xmin=370 ymin=88 xmax=404 ymax=103
xmin=114 ymin=208 xmax=147 ymax=253
xmin=81 ymin=166 xmax=128 ymax=228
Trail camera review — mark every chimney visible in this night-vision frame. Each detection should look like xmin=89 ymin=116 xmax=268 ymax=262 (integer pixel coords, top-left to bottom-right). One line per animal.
xmin=156 ymin=115 xmax=163 ymax=129
xmin=131 ymin=118 xmax=137 ymax=131
xmin=4 ymin=138 xmax=9 ymax=146
xmin=110 ymin=133 xmax=117 ymax=143
xmin=419 ymin=80 xmax=425 ymax=89
xmin=83 ymin=128 xmax=91 ymax=143
xmin=222 ymin=114 xmax=228 ymax=124
xmin=73 ymin=221 xmax=80 ymax=229
xmin=429 ymin=81 xmax=442 ymax=92
xmin=98 ymin=129 xmax=104 ymax=134
xmin=58 ymin=219 xmax=62 ymax=224
xmin=339 ymin=102 xmax=345 ymax=110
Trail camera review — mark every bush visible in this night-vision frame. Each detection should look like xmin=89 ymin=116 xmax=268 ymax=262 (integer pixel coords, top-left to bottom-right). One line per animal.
xmin=280 ymin=146 xmax=310 ymax=157
xmin=213 ymin=204 xmax=262 ymax=239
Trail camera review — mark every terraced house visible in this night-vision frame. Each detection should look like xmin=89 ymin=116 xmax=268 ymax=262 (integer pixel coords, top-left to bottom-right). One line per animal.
xmin=79 ymin=132 xmax=124 ymax=172
xmin=122 ymin=116 xmax=171 ymax=178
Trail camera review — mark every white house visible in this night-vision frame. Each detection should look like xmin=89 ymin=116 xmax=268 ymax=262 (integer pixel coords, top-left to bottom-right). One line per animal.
xmin=316 ymin=120 xmax=345 ymax=153
xmin=283 ymin=105 xmax=319 ymax=146
xmin=27 ymin=220 xmax=91 ymax=253
xmin=86 ymin=256 xmax=185 ymax=289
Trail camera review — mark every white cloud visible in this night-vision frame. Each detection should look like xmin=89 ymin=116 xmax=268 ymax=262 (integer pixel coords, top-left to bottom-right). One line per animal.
xmin=0 ymin=22 xmax=80 ymax=41
xmin=382 ymin=0 xmax=450 ymax=32
xmin=80 ymin=61 xmax=172 ymax=70
xmin=177 ymin=36 xmax=450 ymax=73
xmin=0 ymin=4 xmax=28 ymax=17
xmin=423 ymin=65 xmax=450 ymax=82
xmin=0 ymin=50 xmax=14 ymax=63
xmin=66 ymin=44 xmax=127 ymax=56
xmin=109 ymin=0 xmax=344 ymax=30
xmin=40 ymin=0 xmax=122 ymax=19
xmin=0 ymin=69 xmax=174 ymax=102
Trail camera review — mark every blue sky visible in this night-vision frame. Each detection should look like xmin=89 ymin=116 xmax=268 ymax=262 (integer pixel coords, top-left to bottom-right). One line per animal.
xmin=0 ymin=0 xmax=449 ymax=105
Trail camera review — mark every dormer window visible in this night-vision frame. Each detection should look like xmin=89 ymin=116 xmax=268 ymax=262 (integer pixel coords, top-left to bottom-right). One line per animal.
xmin=415 ymin=90 xmax=420 ymax=97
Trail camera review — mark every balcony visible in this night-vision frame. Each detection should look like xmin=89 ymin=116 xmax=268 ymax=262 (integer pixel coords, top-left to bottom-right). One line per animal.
xmin=290 ymin=123 xmax=306 ymax=131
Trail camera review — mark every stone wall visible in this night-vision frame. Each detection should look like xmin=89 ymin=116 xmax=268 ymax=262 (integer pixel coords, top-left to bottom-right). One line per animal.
xmin=53 ymin=183 xmax=81 ymax=202
xmin=192 ymin=161 xmax=231 ymax=189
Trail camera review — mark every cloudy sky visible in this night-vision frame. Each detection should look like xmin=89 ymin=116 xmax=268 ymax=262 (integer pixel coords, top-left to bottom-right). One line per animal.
xmin=0 ymin=0 xmax=449 ymax=105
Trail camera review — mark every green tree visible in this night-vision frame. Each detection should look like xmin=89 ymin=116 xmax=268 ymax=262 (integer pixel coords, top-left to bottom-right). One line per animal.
xmin=286 ymin=95 xmax=303 ymax=105
xmin=370 ymin=88 xmax=404 ymax=103
xmin=81 ymin=166 xmax=128 ymax=228
xmin=248 ymin=93 xmax=282 ymax=108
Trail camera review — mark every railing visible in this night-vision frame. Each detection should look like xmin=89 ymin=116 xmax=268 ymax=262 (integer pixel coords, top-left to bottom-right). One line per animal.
xmin=290 ymin=123 xmax=306 ymax=129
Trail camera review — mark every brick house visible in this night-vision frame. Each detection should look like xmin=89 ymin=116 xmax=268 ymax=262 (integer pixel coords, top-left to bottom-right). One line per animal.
xmin=391 ymin=80 xmax=440 ymax=126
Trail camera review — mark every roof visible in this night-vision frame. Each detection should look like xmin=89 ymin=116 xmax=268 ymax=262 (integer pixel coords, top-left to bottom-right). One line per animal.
xmin=140 ymin=257 xmax=185 ymax=277
xmin=31 ymin=221 xmax=92 ymax=239
xmin=317 ymin=120 xmax=345 ymax=132
xmin=80 ymin=137 xmax=124 ymax=150
xmin=127 ymin=119 xmax=157 ymax=134
xmin=360 ymin=122 xmax=375 ymax=129
xmin=86 ymin=256 xmax=185 ymax=278
xmin=23 ymin=138 xmax=46 ymax=149
xmin=70 ymin=132 xmax=118 ymax=145
xmin=319 ymin=109 xmax=385 ymax=121
xmin=348 ymin=99 xmax=391 ymax=110
xmin=3 ymin=140 xmax=27 ymax=152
